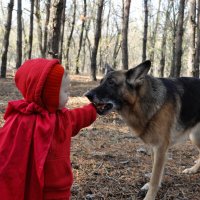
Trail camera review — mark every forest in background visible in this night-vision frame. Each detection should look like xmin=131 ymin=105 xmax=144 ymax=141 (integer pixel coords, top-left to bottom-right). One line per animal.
xmin=0 ymin=0 xmax=199 ymax=80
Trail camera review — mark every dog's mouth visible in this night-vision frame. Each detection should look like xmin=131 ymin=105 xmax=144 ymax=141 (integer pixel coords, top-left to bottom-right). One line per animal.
xmin=93 ymin=102 xmax=113 ymax=115
xmin=85 ymin=91 xmax=114 ymax=115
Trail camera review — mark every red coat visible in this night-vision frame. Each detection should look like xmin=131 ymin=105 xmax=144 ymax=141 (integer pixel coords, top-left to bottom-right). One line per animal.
xmin=0 ymin=58 xmax=97 ymax=200
xmin=0 ymin=101 xmax=96 ymax=200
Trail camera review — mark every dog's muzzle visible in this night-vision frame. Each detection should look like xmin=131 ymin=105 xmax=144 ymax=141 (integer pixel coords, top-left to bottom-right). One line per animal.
xmin=85 ymin=91 xmax=113 ymax=115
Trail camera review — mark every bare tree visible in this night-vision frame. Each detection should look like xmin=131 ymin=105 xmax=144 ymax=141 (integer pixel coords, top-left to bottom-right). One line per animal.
xmin=28 ymin=0 xmax=34 ymax=59
xmin=113 ymin=18 xmax=121 ymax=68
xmin=169 ymin=0 xmax=177 ymax=76
xmin=170 ymin=0 xmax=185 ymax=77
xmin=59 ymin=0 xmax=66 ymax=62
xmin=149 ymin=0 xmax=161 ymax=75
xmin=142 ymin=0 xmax=148 ymax=62
xmin=35 ymin=0 xmax=44 ymax=57
xmin=22 ymin=18 xmax=28 ymax=59
xmin=75 ymin=0 xmax=87 ymax=74
xmin=81 ymin=30 xmax=87 ymax=72
xmin=85 ymin=15 xmax=92 ymax=61
xmin=121 ymin=0 xmax=131 ymax=70
xmin=16 ymin=0 xmax=22 ymax=69
xmin=194 ymin=0 xmax=200 ymax=77
xmin=90 ymin=0 xmax=104 ymax=80
xmin=159 ymin=0 xmax=171 ymax=77
xmin=187 ymin=0 xmax=196 ymax=76
xmin=65 ymin=0 xmax=76 ymax=69
xmin=48 ymin=0 xmax=64 ymax=58
xmin=43 ymin=0 xmax=51 ymax=57
xmin=105 ymin=0 xmax=111 ymax=63
xmin=1 ymin=0 xmax=14 ymax=78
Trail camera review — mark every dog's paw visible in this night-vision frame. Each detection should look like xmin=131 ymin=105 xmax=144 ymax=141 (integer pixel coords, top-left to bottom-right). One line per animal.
xmin=141 ymin=182 xmax=150 ymax=191
xmin=182 ymin=167 xmax=198 ymax=174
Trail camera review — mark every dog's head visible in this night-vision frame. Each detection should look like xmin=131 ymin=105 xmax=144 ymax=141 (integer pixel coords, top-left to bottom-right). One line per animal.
xmin=86 ymin=60 xmax=151 ymax=115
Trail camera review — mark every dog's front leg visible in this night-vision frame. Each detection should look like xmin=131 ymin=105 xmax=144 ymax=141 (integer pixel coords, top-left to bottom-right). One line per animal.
xmin=143 ymin=145 xmax=168 ymax=200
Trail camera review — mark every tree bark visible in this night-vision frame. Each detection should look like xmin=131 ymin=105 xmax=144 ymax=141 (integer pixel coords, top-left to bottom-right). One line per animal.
xmin=142 ymin=0 xmax=148 ymax=62
xmin=113 ymin=18 xmax=121 ymax=68
xmin=81 ymin=30 xmax=87 ymax=73
xmin=16 ymin=0 xmax=22 ymax=69
xmin=35 ymin=0 xmax=44 ymax=57
xmin=170 ymin=0 xmax=177 ymax=77
xmin=105 ymin=0 xmax=111 ymax=63
xmin=48 ymin=0 xmax=64 ymax=58
xmin=194 ymin=0 xmax=200 ymax=77
xmin=22 ymin=18 xmax=28 ymax=60
xmin=1 ymin=0 xmax=14 ymax=78
xmin=171 ymin=0 xmax=185 ymax=77
xmin=59 ymin=0 xmax=66 ymax=62
xmin=121 ymin=0 xmax=131 ymax=70
xmin=75 ymin=0 xmax=86 ymax=74
xmin=159 ymin=0 xmax=171 ymax=77
xmin=43 ymin=0 xmax=51 ymax=57
xmin=28 ymin=0 xmax=34 ymax=59
xmin=149 ymin=0 xmax=161 ymax=75
xmin=85 ymin=17 xmax=92 ymax=61
xmin=187 ymin=0 xmax=196 ymax=76
xmin=65 ymin=0 xmax=76 ymax=69
xmin=90 ymin=0 xmax=104 ymax=80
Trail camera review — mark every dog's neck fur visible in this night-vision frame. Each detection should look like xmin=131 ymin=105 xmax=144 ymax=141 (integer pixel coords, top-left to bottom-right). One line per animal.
xmin=119 ymin=76 xmax=168 ymax=141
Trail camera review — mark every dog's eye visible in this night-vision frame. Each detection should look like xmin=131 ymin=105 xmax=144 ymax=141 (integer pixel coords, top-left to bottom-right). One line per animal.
xmin=108 ymin=79 xmax=116 ymax=86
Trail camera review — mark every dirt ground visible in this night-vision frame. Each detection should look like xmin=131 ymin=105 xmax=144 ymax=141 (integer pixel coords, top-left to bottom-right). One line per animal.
xmin=0 ymin=75 xmax=200 ymax=200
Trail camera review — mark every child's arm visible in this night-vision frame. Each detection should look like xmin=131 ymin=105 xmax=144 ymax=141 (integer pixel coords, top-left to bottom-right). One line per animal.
xmin=68 ymin=103 xmax=97 ymax=137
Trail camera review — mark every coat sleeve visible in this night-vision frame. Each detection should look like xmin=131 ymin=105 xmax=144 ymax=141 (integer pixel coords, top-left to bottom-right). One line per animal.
xmin=68 ymin=103 xmax=97 ymax=137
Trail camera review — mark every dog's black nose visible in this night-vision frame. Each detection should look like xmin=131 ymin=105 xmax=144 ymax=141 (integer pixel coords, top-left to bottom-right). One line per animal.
xmin=85 ymin=91 xmax=94 ymax=102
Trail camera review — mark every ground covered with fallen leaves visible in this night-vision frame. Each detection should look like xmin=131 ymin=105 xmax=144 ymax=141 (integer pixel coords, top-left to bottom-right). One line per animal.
xmin=0 ymin=75 xmax=200 ymax=200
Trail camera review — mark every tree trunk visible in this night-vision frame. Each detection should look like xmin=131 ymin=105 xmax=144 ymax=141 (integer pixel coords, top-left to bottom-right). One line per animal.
xmin=59 ymin=0 xmax=66 ymax=62
xmin=85 ymin=18 xmax=92 ymax=61
xmin=1 ymin=0 xmax=14 ymax=78
xmin=170 ymin=1 xmax=177 ymax=77
xmin=28 ymin=0 xmax=34 ymax=59
xmin=75 ymin=0 xmax=86 ymax=74
xmin=43 ymin=0 xmax=51 ymax=57
xmin=48 ymin=0 xmax=64 ymax=58
xmin=159 ymin=0 xmax=171 ymax=77
xmin=16 ymin=0 xmax=22 ymax=69
xmin=22 ymin=18 xmax=29 ymax=60
xmin=113 ymin=34 xmax=121 ymax=68
xmin=35 ymin=0 xmax=44 ymax=57
xmin=81 ymin=30 xmax=87 ymax=73
xmin=171 ymin=0 xmax=185 ymax=77
xmin=149 ymin=0 xmax=161 ymax=75
xmin=142 ymin=0 xmax=148 ymax=62
xmin=65 ymin=0 xmax=76 ymax=69
xmin=187 ymin=0 xmax=196 ymax=76
xmin=121 ymin=0 xmax=131 ymax=70
xmin=194 ymin=0 xmax=200 ymax=77
xmin=90 ymin=0 xmax=104 ymax=80
xmin=113 ymin=18 xmax=121 ymax=68
xmin=105 ymin=0 xmax=111 ymax=63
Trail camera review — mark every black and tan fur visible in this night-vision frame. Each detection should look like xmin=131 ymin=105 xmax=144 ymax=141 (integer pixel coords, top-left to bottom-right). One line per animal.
xmin=86 ymin=60 xmax=200 ymax=200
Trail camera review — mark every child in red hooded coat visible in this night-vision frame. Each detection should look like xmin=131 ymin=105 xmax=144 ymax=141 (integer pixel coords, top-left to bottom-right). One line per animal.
xmin=0 ymin=58 xmax=97 ymax=200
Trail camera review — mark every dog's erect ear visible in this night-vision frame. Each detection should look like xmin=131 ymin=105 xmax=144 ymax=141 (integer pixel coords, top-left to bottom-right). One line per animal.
xmin=126 ymin=60 xmax=151 ymax=87
xmin=104 ymin=63 xmax=114 ymax=75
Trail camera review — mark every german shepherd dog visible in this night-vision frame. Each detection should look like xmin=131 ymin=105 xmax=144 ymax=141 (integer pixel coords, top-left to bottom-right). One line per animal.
xmin=85 ymin=60 xmax=200 ymax=200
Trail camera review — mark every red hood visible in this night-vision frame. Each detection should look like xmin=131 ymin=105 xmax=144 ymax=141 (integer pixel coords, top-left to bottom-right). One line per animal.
xmin=15 ymin=58 xmax=60 ymax=106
